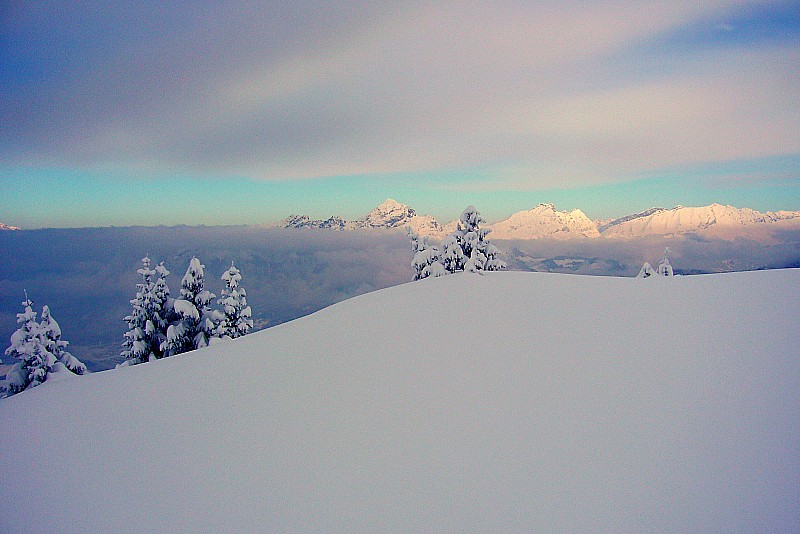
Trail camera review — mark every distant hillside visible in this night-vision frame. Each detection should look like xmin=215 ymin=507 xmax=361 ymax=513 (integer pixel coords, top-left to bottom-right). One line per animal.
xmin=1 ymin=270 xmax=798 ymax=532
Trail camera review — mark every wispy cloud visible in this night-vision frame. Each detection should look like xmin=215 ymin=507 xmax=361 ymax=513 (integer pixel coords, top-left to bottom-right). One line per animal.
xmin=1 ymin=1 xmax=797 ymax=218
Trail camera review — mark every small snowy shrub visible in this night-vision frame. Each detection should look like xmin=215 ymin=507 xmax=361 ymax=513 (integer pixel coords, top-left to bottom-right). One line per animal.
xmin=636 ymin=262 xmax=656 ymax=279
xmin=657 ymin=248 xmax=674 ymax=277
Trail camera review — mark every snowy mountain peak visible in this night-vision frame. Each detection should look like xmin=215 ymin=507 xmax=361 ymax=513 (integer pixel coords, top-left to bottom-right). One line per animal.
xmin=359 ymin=199 xmax=417 ymax=228
xmin=0 ymin=223 xmax=21 ymax=231
xmin=491 ymin=204 xmax=601 ymax=239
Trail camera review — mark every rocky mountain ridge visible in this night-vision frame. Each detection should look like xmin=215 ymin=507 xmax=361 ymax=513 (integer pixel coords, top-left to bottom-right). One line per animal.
xmin=277 ymin=200 xmax=800 ymax=241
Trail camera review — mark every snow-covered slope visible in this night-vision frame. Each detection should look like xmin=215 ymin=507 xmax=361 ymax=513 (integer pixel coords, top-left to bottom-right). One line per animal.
xmin=491 ymin=203 xmax=601 ymax=239
xmin=601 ymin=203 xmax=800 ymax=238
xmin=1 ymin=270 xmax=799 ymax=532
xmin=0 ymin=223 xmax=20 ymax=231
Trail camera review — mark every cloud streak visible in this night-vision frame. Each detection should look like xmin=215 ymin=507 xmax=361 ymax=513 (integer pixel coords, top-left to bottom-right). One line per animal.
xmin=1 ymin=1 xmax=798 ymax=191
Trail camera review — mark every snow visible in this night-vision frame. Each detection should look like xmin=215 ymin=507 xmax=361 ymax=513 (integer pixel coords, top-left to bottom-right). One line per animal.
xmin=277 ymin=201 xmax=800 ymax=242
xmin=1 ymin=270 xmax=798 ymax=532
xmin=491 ymin=203 xmax=601 ymax=239
xmin=172 ymin=299 xmax=199 ymax=320
xmin=278 ymin=199 xmax=447 ymax=237
xmin=601 ymin=204 xmax=800 ymax=238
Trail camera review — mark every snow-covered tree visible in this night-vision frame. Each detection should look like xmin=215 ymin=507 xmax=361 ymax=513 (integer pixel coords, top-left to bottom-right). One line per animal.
xmin=122 ymin=256 xmax=168 ymax=364
xmin=442 ymin=206 xmax=506 ymax=274
xmin=39 ymin=305 xmax=86 ymax=375
xmin=153 ymin=261 xmax=174 ymax=328
xmin=440 ymin=234 xmax=465 ymax=274
xmin=412 ymin=235 xmax=446 ymax=280
xmin=2 ymin=294 xmax=84 ymax=397
xmin=479 ymin=229 xmax=506 ymax=272
xmin=636 ymin=261 xmax=656 ymax=279
xmin=162 ymin=257 xmax=220 ymax=356
xmin=2 ymin=296 xmax=45 ymax=396
xmin=657 ymin=248 xmax=674 ymax=277
xmin=217 ymin=263 xmax=253 ymax=339
xmin=408 ymin=227 xmax=420 ymax=255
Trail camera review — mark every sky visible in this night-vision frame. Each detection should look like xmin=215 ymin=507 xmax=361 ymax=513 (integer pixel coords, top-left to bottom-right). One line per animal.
xmin=1 ymin=1 xmax=799 ymax=228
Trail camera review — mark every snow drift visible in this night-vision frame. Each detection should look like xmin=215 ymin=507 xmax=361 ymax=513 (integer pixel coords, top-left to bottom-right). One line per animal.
xmin=1 ymin=270 xmax=798 ymax=532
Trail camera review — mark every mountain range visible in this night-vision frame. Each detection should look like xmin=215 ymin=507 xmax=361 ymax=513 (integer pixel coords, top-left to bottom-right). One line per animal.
xmin=278 ymin=199 xmax=454 ymax=237
xmin=278 ymin=200 xmax=800 ymax=241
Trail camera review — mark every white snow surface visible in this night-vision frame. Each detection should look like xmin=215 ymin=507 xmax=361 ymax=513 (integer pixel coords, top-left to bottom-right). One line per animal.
xmin=601 ymin=203 xmax=800 ymax=238
xmin=1 ymin=270 xmax=799 ymax=532
xmin=172 ymin=298 xmax=199 ymax=320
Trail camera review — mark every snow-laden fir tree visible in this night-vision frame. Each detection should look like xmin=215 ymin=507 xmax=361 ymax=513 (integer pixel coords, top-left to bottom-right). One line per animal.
xmin=161 ymin=257 xmax=220 ymax=356
xmin=411 ymin=232 xmax=446 ymax=280
xmin=440 ymin=234 xmax=465 ymax=274
xmin=408 ymin=227 xmax=420 ymax=256
xmin=39 ymin=305 xmax=86 ymax=375
xmin=2 ymin=294 xmax=84 ymax=397
xmin=217 ymin=263 xmax=253 ymax=339
xmin=1 ymin=295 xmax=45 ymax=396
xmin=441 ymin=206 xmax=506 ymax=274
xmin=657 ymin=248 xmax=674 ymax=277
xmin=153 ymin=261 xmax=174 ymax=328
xmin=122 ymin=256 xmax=168 ymax=364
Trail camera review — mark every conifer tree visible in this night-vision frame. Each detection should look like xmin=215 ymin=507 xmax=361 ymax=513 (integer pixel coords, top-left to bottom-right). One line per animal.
xmin=162 ymin=257 xmax=219 ymax=356
xmin=441 ymin=206 xmax=506 ymax=274
xmin=408 ymin=227 xmax=420 ymax=256
xmin=122 ymin=256 xmax=167 ymax=364
xmin=657 ymin=248 xmax=674 ymax=277
xmin=478 ymin=226 xmax=506 ymax=272
xmin=440 ymin=234 xmax=465 ymax=274
xmin=153 ymin=261 xmax=174 ymax=328
xmin=636 ymin=261 xmax=656 ymax=278
xmin=412 ymin=234 xmax=446 ymax=280
xmin=39 ymin=305 xmax=86 ymax=375
xmin=217 ymin=263 xmax=253 ymax=339
xmin=2 ymin=295 xmax=58 ymax=397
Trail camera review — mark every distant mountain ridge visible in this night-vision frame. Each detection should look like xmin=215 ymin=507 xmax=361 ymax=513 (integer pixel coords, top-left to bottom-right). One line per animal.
xmin=599 ymin=203 xmax=800 ymax=238
xmin=278 ymin=199 xmax=451 ymax=237
xmin=0 ymin=223 xmax=21 ymax=231
xmin=277 ymin=199 xmax=800 ymax=241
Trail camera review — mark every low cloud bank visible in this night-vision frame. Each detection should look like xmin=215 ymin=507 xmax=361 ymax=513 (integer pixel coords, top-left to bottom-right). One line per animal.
xmin=1 ymin=227 xmax=798 ymax=370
